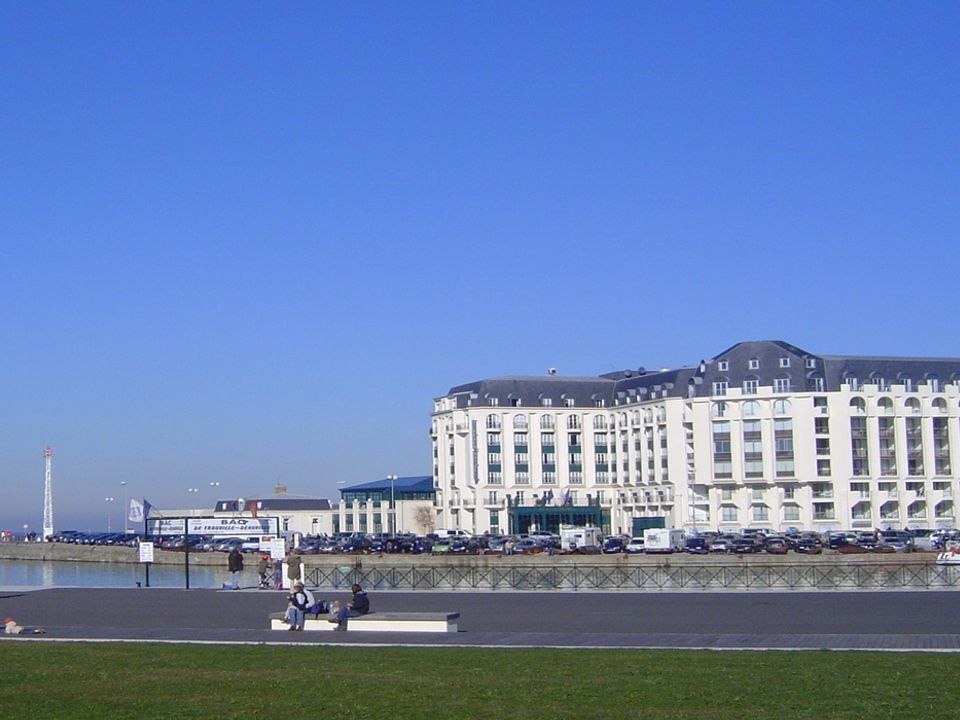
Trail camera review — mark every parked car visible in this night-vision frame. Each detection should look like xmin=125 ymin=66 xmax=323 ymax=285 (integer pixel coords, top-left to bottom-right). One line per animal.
xmin=684 ymin=537 xmax=709 ymax=554
xmin=709 ymin=536 xmax=737 ymax=553
xmin=732 ymin=538 xmax=760 ymax=554
xmin=510 ymin=538 xmax=543 ymax=555
xmin=878 ymin=532 xmax=914 ymax=552
xmin=625 ymin=537 xmax=646 ymax=554
xmin=764 ymin=538 xmax=789 ymax=554
xmin=795 ymin=539 xmax=823 ymax=554
xmin=602 ymin=536 xmax=627 ymax=554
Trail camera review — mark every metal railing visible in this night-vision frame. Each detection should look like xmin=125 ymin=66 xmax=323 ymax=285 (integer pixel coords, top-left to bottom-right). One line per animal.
xmin=304 ymin=561 xmax=959 ymax=592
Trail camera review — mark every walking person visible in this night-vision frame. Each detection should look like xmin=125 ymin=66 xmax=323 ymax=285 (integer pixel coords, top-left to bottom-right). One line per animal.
xmin=331 ymin=583 xmax=370 ymax=631
xmin=257 ymin=553 xmax=270 ymax=589
xmin=227 ymin=546 xmax=244 ymax=589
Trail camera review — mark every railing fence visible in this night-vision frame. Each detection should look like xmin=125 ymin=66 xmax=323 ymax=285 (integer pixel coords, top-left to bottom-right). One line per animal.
xmin=304 ymin=562 xmax=958 ymax=591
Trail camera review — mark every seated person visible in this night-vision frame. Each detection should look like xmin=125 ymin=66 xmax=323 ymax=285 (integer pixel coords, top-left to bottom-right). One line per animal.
xmin=331 ymin=583 xmax=369 ymax=630
xmin=285 ymin=582 xmax=310 ymax=631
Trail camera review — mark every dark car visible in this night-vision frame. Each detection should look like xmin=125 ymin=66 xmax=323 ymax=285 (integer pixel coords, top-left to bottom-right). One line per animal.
xmin=340 ymin=537 xmax=372 ymax=553
xmin=732 ymin=538 xmax=759 ymax=554
xmin=602 ymin=536 xmax=626 ymax=554
xmin=684 ymin=537 xmax=709 ymax=554
xmin=795 ymin=539 xmax=823 ymax=554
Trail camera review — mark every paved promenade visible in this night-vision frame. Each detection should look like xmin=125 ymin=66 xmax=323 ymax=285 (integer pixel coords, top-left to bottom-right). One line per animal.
xmin=2 ymin=586 xmax=959 ymax=650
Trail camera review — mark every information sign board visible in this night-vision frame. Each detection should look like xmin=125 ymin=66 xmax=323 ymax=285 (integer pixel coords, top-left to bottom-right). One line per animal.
xmin=148 ymin=517 xmax=279 ymax=537
xmin=138 ymin=541 xmax=155 ymax=563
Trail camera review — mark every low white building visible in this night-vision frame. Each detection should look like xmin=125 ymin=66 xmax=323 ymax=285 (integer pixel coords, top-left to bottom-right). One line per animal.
xmin=430 ymin=340 xmax=960 ymax=536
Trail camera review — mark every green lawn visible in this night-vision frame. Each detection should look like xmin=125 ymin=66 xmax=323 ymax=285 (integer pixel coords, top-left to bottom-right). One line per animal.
xmin=1 ymin=643 xmax=954 ymax=719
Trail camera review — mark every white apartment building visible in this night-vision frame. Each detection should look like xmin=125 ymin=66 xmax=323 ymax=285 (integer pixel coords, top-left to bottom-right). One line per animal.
xmin=430 ymin=340 xmax=960 ymax=536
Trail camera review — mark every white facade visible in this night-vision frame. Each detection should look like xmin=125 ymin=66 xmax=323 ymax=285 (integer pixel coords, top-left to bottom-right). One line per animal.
xmin=431 ymin=345 xmax=960 ymax=535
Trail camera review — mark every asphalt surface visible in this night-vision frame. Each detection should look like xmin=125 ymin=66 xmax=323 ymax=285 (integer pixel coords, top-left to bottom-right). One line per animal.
xmin=2 ymin=586 xmax=959 ymax=650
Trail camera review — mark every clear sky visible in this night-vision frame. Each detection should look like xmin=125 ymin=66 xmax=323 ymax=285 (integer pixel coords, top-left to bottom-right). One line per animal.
xmin=2 ymin=2 xmax=958 ymax=532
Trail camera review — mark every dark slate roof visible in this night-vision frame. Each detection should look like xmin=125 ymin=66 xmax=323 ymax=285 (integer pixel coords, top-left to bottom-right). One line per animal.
xmin=447 ymin=376 xmax=616 ymax=408
xmin=340 ymin=476 xmax=434 ymax=493
xmin=442 ymin=341 xmax=960 ymax=403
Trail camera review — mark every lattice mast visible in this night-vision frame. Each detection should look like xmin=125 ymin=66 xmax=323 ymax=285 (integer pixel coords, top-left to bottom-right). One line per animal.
xmin=42 ymin=447 xmax=54 ymax=540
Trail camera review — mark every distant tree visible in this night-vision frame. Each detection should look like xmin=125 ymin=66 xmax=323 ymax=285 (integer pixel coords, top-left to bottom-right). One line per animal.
xmin=414 ymin=506 xmax=435 ymax=534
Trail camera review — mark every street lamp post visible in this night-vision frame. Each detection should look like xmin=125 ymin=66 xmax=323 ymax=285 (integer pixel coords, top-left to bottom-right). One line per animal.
xmin=121 ymin=481 xmax=128 ymax=534
xmin=386 ymin=474 xmax=397 ymax=534
xmin=188 ymin=488 xmax=199 ymax=518
xmin=105 ymin=497 xmax=115 ymax=532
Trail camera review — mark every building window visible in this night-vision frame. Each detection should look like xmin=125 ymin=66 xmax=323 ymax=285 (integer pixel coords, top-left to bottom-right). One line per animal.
xmin=718 ymin=360 xmax=729 ymax=371
xmin=752 ymin=505 xmax=769 ymax=522
xmin=567 ymin=416 xmax=581 ymax=429
xmin=779 ymin=357 xmax=791 ymax=368
xmin=773 ymin=377 xmax=792 ymax=393
xmin=712 ymin=380 xmax=728 ymax=396
xmin=783 ymin=505 xmax=800 ymax=521
xmin=712 ymin=402 xmax=727 ymax=418
xmin=749 ymin=358 xmax=760 ymax=370
xmin=721 ymin=506 xmax=738 ymax=522
xmin=813 ymin=503 xmax=835 ymax=520
xmin=487 ymin=472 xmax=502 ymax=485
xmin=806 ymin=358 xmax=817 ymax=369
xmin=743 ymin=378 xmax=759 ymax=395
xmin=563 ymin=397 xmax=575 ymax=407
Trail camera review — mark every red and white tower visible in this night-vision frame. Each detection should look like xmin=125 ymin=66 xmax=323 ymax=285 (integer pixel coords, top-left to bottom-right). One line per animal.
xmin=42 ymin=447 xmax=54 ymax=541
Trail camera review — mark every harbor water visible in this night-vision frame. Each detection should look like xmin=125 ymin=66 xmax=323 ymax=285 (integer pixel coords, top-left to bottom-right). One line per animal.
xmin=0 ymin=559 xmax=235 ymax=589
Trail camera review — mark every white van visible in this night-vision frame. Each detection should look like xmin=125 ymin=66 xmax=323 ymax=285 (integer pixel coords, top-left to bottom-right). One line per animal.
xmin=435 ymin=528 xmax=471 ymax=539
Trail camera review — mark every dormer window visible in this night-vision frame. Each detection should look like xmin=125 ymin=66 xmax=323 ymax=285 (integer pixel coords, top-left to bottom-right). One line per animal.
xmin=779 ymin=357 xmax=791 ymax=368
xmin=749 ymin=358 xmax=760 ymax=370
xmin=718 ymin=360 xmax=729 ymax=371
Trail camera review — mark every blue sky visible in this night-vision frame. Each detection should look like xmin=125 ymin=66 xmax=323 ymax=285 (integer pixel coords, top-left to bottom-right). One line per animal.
xmin=2 ymin=3 xmax=958 ymax=532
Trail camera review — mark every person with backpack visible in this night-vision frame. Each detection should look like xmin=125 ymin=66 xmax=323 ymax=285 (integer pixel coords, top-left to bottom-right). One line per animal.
xmin=285 ymin=582 xmax=309 ymax=631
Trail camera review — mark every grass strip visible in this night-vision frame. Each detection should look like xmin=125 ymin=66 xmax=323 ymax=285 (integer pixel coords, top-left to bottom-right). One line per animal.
xmin=1 ymin=643 xmax=956 ymax=719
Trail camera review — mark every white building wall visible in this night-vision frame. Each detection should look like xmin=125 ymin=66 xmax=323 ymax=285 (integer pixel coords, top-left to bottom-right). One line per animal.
xmin=432 ymin=380 xmax=960 ymax=536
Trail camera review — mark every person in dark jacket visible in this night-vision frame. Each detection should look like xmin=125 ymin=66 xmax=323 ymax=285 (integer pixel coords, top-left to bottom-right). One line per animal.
xmin=331 ymin=583 xmax=369 ymax=630
xmin=227 ymin=547 xmax=244 ymax=589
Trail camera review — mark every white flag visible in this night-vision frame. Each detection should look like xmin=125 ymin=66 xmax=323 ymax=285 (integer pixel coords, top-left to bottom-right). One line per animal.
xmin=129 ymin=498 xmax=144 ymax=523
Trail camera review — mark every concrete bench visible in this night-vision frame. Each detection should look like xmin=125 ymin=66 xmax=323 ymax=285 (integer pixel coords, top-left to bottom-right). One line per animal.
xmin=346 ymin=612 xmax=459 ymax=633
xmin=269 ymin=612 xmax=337 ymax=631
xmin=269 ymin=611 xmax=459 ymax=633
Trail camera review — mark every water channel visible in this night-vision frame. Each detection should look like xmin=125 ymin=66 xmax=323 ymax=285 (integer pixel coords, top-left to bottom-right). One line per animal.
xmin=0 ymin=559 xmax=229 ymax=589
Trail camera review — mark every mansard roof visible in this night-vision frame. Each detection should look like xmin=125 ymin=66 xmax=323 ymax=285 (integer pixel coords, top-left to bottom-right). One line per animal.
xmin=442 ymin=340 xmax=960 ymax=405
